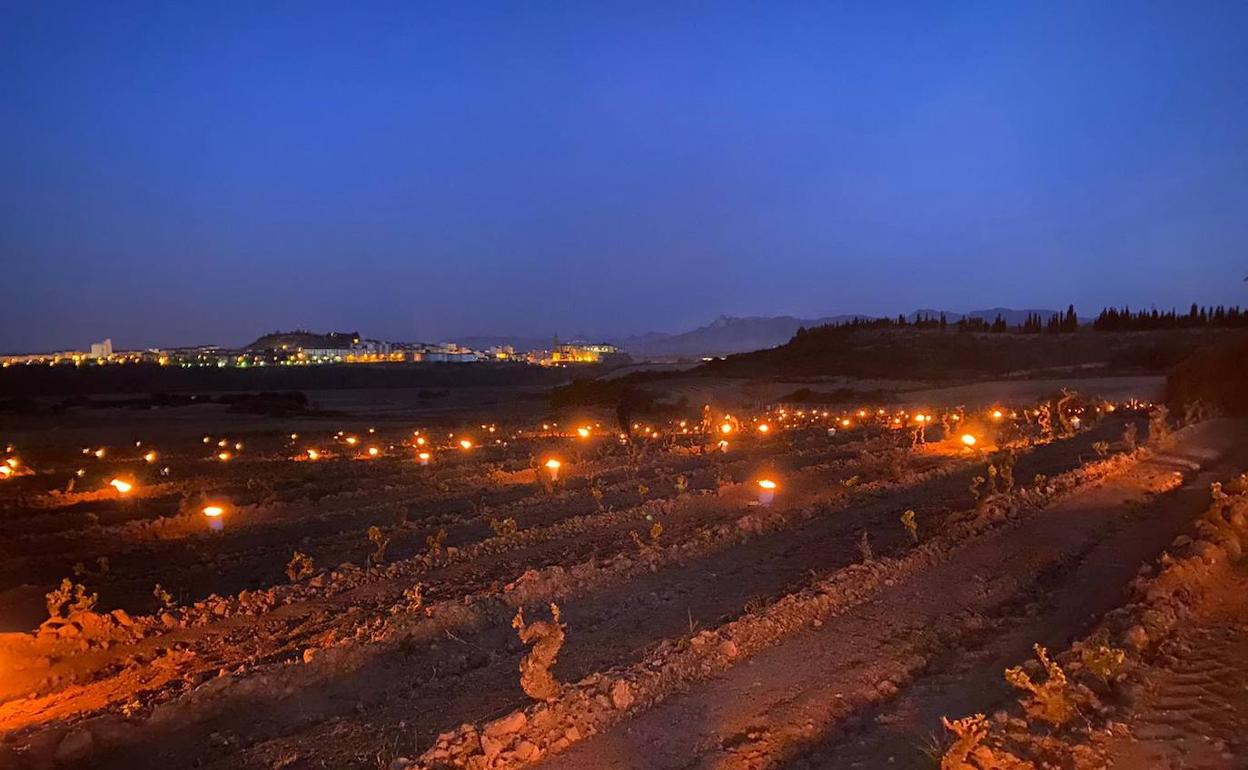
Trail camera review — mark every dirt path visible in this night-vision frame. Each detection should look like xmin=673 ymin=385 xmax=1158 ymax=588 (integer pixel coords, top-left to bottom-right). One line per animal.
xmin=535 ymin=420 xmax=1247 ymax=770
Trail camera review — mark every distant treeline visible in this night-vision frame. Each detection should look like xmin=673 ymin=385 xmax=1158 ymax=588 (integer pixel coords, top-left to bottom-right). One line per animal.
xmin=1092 ymin=305 xmax=1248 ymax=332
xmin=794 ymin=304 xmax=1248 ymax=342
xmin=794 ymin=305 xmax=1082 ymax=339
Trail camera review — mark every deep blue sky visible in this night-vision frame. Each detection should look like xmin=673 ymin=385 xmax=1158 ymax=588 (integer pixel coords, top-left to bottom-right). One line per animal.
xmin=2 ymin=2 xmax=1247 ymax=352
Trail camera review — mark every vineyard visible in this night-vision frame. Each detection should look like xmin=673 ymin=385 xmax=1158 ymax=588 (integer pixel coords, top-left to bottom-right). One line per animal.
xmin=0 ymin=387 xmax=1244 ymax=769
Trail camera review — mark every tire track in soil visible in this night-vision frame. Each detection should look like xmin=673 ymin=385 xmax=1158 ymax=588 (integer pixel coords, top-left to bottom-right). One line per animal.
xmin=1098 ymin=563 xmax=1248 ymax=769
xmin=530 ymin=420 xmax=1246 ymax=770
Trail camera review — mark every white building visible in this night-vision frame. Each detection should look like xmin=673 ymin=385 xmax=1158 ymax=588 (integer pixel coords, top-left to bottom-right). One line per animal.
xmin=89 ymin=338 xmax=113 ymax=359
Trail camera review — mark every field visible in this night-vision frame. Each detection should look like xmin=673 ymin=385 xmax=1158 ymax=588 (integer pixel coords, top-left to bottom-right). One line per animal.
xmin=1 ymin=370 xmax=1246 ymax=770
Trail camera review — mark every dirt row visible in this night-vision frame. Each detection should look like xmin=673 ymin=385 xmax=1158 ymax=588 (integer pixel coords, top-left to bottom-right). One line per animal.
xmin=144 ymin=422 xmax=1131 ymax=770
xmin=503 ymin=420 xmax=1247 ymax=770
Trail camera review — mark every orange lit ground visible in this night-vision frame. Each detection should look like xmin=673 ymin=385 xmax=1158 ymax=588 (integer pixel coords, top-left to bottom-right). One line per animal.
xmin=2 ymin=386 xmax=1236 ymax=770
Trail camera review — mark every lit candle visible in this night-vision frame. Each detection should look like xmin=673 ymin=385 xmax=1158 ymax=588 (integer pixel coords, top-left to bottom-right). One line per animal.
xmin=757 ymin=478 xmax=777 ymax=505
xmin=203 ymin=504 xmax=225 ymax=532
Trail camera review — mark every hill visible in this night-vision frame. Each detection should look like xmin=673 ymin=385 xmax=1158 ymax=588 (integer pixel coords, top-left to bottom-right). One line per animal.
xmin=246 ymin=330 xmax=360 ymax=351
xmin=614 ymin=309 xmax=1065 ymax=360
xmin=696 ymin=326 xmax=1233 ymax=381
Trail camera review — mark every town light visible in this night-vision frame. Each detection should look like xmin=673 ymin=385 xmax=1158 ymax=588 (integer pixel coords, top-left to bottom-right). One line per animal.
xmin=143 ymin=450 xmax=157 ymax=463
xmin=459 ymin=439 xmax=473 ymax=450
xmin=577 ymin=426 xmax=591 ymax=438
xmin=720 ymin=422 xmax=733 ymax=434
xmin=991 ymin=409 xmax=1004 ymax=420
xmin=0 ymin=465 xmax=12 ymax=478
xmin=544 ymin=458 xmax=561 ymax=480
xmin=306 ymin=449 xmax=320 ymax=461
xmin=961 ymin=434 xmax=977 ymax=447
xmin=367 ymin=446 xmax=380 ymax=457
xmin=217 ymin=451 xmax=233 ymax=462
xmin=757 ymin=423 xmax=770 ymax=434
xmin=417 ymin=451 xmax=431 ymax=465
xmin=109 ymin=478 xmax=133 ymax=494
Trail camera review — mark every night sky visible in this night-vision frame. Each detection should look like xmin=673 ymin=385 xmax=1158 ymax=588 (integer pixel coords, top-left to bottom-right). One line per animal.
xmin=2 ymin=2 xmax=1247 ymax=353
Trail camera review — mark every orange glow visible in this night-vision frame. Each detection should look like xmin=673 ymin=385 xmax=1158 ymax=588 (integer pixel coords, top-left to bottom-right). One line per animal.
xmin=306 ymin=449 xmax=321 ymax=461
xmin=416 ymin=436 xmax=427 ymax=446
xmin=417 ymin=451 xmax=431 ymax=462
xmin=991 ymin=409 xmax=1004 ymax=420
xmin=109 ymin=478 xmax=133 ymax=494
xmin=758 ymin=479 xmax=777 ymax=490
xmin=217 ymin=451 xmax=233 ymax=462
xmin=93 ymin=448 xmax=106 ymax=459
xmin=143 ymin=450 xmax=157 ymax=463
xmin=345 ymin=436 xmax=359 ymax=446
xmin=961 ymin=434 xmax=977 ymax=447
xmin=840 ymin=418 xmax=851 ymax=428
xmin=202 ymin=505 xmax=225 ymax=518
xmin=0 ymin=465 xmax=12 ymax=478
xmin=459 ymin=439 xmax=473 ymax=450
xmin=367 ymin=446 xmax=380 ymax=457
xmin=720 ymin=423 xmax=733 ymax=434
xmin=577 ymin=427 xmax=591 ymax=438
xmin=757 ymin=423 xmax=770 ymax=433
xmin=544 ymin=458 xmax=561 ymax=470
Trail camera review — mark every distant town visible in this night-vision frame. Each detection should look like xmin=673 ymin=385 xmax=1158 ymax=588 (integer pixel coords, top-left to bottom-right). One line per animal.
xmin=0 ymin=330 xmax=628 ymax=369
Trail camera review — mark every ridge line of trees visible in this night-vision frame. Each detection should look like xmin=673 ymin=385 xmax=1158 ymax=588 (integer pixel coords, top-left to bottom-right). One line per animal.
xmin=791 ymin=303 xmax=1246 ymax=343
xmin=1092 ymin=304 xmax=1247 ymax=331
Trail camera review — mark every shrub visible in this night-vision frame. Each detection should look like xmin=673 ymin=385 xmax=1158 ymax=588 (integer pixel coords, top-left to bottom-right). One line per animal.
xmin=1004 ymin=644 xmax=1081 ymax=727
xmin=368 ymin=526 xmax=391 ymax=565
xmin=857 ymin=530 xmax=873 ymax=563
xmin=287 ymin=551 xmax=315 ymax=582
xmin=900 ymin=509 xmax=918 ymax=543
xmin=1080 ymin=643 xmax=1126 ymax=684
xmin=46 ymin=578 xmax=97 ymax=620
xmin=1121 ymin=422 xmax=1138 ymax=452
xmin=426 ymin=528 xmax=448 ymax=557
xmin=490 ymin=517 xmax=518 ymax=537
xmin=153 ymin=583 xmax=176 ymax=609
xmin=512 ymin=603 xmax=566 ymax=701
xmin=1147 ymin=405 xmax=1171 ymax=447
